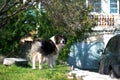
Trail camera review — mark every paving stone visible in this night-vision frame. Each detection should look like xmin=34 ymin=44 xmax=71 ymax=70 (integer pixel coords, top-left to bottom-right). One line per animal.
xmin=67 ymin=68 xmax=119 ymax=80
xmin=3 ymin=58 xmax=28 ymax=66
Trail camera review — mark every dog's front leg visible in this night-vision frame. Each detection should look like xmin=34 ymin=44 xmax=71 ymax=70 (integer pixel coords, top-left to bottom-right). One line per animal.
xmin=46 ymin=57 xmax=54 ymax=68
xmin=52 ymin=55 xmax=58 ymax=67
xmin=52 ymin=53 xmax=59 ymax=67
xmin=46 ymin=55 xmax=58 ymax=68
xmin=52 ymin=56 xmax=56 ymax=67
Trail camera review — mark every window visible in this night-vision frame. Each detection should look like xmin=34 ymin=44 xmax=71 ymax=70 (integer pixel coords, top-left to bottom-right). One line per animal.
xmin=88 ymin=0 xmax=101 ymax=13
xmin=110 ymin=0 xmax=117 ymax=13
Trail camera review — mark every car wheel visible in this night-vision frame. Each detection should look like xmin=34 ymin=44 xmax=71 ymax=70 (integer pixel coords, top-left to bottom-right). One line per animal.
xmin=110 ymin=69 xmax=115 ymax=78
xmin=110 ymin=68 xmax=120 ymax=78
xmin=113 ymin=65 xmax=120 ymax=78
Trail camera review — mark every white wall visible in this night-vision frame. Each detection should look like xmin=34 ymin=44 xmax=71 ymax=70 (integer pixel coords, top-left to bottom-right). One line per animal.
xmin=101 ymin=0 xmax=109 ymax=14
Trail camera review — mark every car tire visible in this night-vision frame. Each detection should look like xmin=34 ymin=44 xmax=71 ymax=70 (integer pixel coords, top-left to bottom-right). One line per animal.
xmin=110 ymin=67 xmax=120 ymax=78
xmin=110 ymin=69 xmax=115 ymax=78
xmin=113 ymin=66 xmax=120 ymax=78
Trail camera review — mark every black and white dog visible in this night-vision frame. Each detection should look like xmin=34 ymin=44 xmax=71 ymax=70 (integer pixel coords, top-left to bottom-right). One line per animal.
xmin=30 ymin=34 xmax=67 ymax=69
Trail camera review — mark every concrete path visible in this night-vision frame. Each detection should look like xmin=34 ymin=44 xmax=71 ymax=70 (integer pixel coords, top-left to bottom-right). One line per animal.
xmin=67 ymin=68 xmax=119 ymax=80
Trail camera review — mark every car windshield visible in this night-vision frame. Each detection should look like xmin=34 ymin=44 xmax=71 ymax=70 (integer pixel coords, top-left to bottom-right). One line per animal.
xmin=103 ymin=35 xmax=120 ymax=54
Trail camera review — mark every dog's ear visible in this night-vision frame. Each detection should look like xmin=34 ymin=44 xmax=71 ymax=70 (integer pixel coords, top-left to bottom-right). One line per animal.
xmin=54 ymin=34 xmax=60 ymax=44
xmin=63 ymin=35 xmax=67 ymax=44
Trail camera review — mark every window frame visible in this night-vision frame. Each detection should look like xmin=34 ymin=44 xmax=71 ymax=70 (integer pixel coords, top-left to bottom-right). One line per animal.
xmin=110 ymin=0 xmax=118 ymax=13
xmin=87 ymin=0 xmax=119 ymax=14
xmin=88 ymin=0 xmax=102 ymax=13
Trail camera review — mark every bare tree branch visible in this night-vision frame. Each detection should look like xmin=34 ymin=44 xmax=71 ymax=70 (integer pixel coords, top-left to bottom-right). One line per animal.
xmin=0 ymin=1 xmax=19 ymax=15
xmin=0 ymin=0 xmax=36 ymax=28
xmin=0 ymin=0 xmax=10 ymax=12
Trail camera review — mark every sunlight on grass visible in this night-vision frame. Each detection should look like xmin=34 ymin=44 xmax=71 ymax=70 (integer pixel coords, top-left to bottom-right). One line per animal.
xmin=0 ymin=64 xmax=71 ymax=80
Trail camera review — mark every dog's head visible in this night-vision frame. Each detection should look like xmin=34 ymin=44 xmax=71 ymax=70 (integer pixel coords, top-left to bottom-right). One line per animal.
xmin=50 ymin=34 xmax=67 ymax=51
xmin=54 ymin=34 xmax=67 ymax=44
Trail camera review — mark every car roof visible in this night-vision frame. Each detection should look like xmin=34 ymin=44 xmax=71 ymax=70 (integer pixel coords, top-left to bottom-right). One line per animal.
xmin=105 ymin=34 xmax=120 ymax=53
xmin=108 ymin=34 xmax=120 ymax=42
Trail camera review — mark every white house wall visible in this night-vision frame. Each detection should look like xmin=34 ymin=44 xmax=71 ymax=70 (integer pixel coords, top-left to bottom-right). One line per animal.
xmin=101 ymin=0 xmax=109 ymax=14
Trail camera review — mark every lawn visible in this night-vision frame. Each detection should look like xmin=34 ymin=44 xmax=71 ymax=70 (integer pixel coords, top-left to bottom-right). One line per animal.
xmin=0 ymin=64 xmax=71 ymax=80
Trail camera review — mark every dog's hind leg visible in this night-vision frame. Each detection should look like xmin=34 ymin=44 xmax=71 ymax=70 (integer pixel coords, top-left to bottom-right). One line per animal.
xmin=32 ymin=53 xmax=37 ymax=69
xmin=38 ymin=53 xmax=43 ymax=69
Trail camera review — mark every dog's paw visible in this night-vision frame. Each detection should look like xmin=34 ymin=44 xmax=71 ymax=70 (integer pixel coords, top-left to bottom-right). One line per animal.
xmin=39 ymin=66 xmax=42 ymax=69
xmin=48 ymin=65 xmax=54 ymax=68
xmin=32 ymin=67 xmax=36 ymax=69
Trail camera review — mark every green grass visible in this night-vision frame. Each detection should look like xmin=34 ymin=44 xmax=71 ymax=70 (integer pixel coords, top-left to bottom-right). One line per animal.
xmin=0 ymin=64 xmax=70 ymax=80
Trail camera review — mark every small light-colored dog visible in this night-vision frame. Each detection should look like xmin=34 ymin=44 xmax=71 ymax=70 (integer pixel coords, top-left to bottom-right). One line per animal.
xmin=30 ymin=34 xmax=67 ymax=69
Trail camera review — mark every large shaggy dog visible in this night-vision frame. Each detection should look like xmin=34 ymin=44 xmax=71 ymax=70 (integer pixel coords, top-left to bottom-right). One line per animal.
xmin=30 ymin=34 xmax=67 ymax=69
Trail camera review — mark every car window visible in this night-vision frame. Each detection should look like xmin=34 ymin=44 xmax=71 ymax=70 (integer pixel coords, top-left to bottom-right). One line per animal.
xmin=117 ymin=36 xmax=120 ymax=53
xmin=103 ymin=36 xmax=118 ymax=54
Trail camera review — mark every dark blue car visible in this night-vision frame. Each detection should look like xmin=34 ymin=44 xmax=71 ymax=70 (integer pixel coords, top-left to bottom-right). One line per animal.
xmin=99 ymin=34 xmax=120 ymax=78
